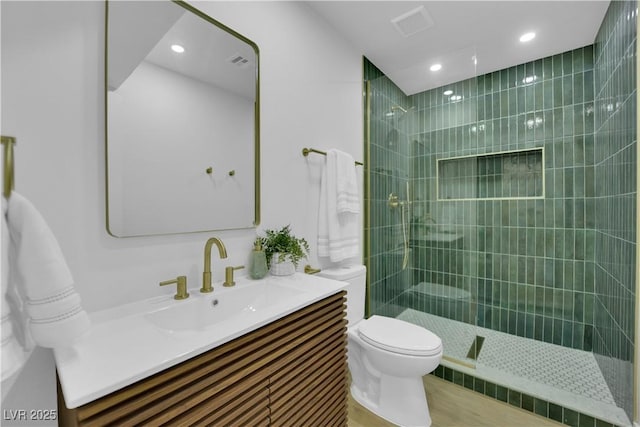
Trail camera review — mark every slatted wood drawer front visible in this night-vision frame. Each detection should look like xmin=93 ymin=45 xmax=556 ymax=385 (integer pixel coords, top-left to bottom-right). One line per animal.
xmin=58 ymin=291 xmax=347 ymax=427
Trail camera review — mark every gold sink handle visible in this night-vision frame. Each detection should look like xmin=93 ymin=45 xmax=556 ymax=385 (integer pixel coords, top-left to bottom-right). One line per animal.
xmin=224 ymin=265 xmax=245 ymax=287
xmin=160 ymin=276 xmax=189 ymax=300
xmin=304 ymin=265 xmax=321 ymax=275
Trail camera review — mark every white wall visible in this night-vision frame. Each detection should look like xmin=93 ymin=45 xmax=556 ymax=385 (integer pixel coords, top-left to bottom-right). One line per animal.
xmin=0 ymin=1 xmax=362 ymax=421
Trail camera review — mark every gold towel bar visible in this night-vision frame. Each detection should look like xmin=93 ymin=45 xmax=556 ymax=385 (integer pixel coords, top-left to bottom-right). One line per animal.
xmin=1 ymin=136 xmax=16 ymax=199
xmin=302 ymin=147 xmax=363 ymax=166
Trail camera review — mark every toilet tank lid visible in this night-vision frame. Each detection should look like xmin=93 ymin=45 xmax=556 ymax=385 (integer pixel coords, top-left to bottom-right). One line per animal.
xmin=318 ymin=265 xmax=366 ymax=281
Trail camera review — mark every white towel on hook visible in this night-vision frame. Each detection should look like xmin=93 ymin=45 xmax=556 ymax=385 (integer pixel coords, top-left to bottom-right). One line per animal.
xmin=3 ymin=192 xmax=90 ymax=363
xmin=335 ymin=151 xmax=360 ymax=214
xmin=318 ymin=149 xmax=360 ymax=263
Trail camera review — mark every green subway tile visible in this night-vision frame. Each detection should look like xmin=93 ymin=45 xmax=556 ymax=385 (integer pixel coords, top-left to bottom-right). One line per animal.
xmin=534 ymin=398 xmax=548 ymax=417
xmin=572 ymin=47 xmax=584 ymax=72
xmin=562 ymin=51 xmax=573 ymax=75
xmin=574 ymin=73 xmax=585 ymax=104
xmin=463 ymin=373 xmax=474 ymax=390
xmin=543 ymin=56 xmax=553 ymax=79
xmin=521 ymin=393 xmax=534 ymax=412
xmin=584 ymin=70 xmax=594 ymax=102
xmin=552 ymin=54 xmax=563 ymax=77
xmin=553 ymin=78 xmax=563 ymax=107
xmin=507 ymin=389 xmax=522 ymax=407
xmin=543 ymin=317 xmax=553 ymax=341
xmin=485 ymin=381 xmax=497 ymax=398
xmin=453 ymin=369 xmax=464 ymax=386
xmin=562 ymin=75 xmax=574 ymax=105
xmin=444 ymin=366 xmax=454 ymax=382
xmin=564 ymin=408 xmax=580 ymax=427
xmin=548 ymin=403 xmax=563 ymax=422
xmin=562 ymin=320 xmax=574 ymax=347
xmin=573 ymin=323 xmax=585 ymax=349
xmin=583 ymin=45 xmax=594 ymax=70
xmin=532 ymin=314 xmax=542 ymax=339
xmin=578 ymin=413 xmax=595 ymax=427
xmin=543 ymin=80 xmax=553 ymax=109
xmin=473 ymin=378 xmax=485 ymax=394
xmin=434 ymin=365 xmax=444 ymax=378
xmin=508 ymin=67 xmax=518 ymax=89
xmin=496 ymin=385 xmax=508 ymax=402
xmin=534 ymin=83 xmax=543 ymax=111
xmin=553 ymin=318 xmax=563 ymax=345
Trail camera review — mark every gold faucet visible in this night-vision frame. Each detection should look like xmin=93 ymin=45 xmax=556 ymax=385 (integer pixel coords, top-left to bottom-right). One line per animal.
xmin=202 ymin=237 xmax=228 ymax=293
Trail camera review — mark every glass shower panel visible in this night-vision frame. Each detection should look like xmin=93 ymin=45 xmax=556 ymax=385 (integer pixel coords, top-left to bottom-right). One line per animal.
xmin=367 ymin=75 xmax=414 ymax=318
xmin=366 ymin=73 xmax=480 ymax=367
xmin=407 ymin=76 xmax=480 ymax=366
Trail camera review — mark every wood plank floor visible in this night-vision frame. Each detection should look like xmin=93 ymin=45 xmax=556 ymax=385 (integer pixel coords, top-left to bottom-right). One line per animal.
xmin=348 ymin=375 xmax=563 ymax=427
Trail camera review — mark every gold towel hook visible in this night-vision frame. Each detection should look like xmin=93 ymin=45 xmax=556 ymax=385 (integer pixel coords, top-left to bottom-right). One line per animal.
xmin=1 ymin=136 xmax=16 ymax=199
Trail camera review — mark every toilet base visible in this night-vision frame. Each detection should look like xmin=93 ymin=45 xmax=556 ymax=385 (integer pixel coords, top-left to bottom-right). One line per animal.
xmin=350 ymin=375 xmax=432 ymax=427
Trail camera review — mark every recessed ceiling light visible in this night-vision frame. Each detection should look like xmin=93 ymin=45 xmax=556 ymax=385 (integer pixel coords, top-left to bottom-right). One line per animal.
xmin=519 ymin=32 xmax=536 ymax=43
xmin=171 ymin=44 xmax=185 ymax=53
xmin=443 ymin=90 xmax=453 ymax=96
xmin=430 ymin=63 xmax=442 ymax=72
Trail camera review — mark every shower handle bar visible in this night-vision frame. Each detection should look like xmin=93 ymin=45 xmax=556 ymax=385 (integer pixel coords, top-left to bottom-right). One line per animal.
xmin=387 ymin=193 xmax=412 ymax=209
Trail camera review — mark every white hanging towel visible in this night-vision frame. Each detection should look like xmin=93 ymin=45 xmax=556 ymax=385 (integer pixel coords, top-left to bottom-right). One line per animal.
xmin=318 ymin=149 xmax=360 ymax=262
xmin=2 ymin=192 xmax=90 ymax=382
xmin=1 ymin=199 xmax=30 ymax=382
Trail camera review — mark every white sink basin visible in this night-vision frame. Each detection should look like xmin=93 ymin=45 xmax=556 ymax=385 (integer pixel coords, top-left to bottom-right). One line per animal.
xmin=145 ymin=281 xmax=306 ymax=333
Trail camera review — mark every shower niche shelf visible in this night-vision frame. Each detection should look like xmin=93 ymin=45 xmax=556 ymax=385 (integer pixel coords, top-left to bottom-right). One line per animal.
xmin=437 ymin=147 xmax=544 ymax=201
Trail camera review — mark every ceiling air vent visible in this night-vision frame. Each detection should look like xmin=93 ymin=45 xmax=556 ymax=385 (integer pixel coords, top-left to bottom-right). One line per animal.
xmin=391 ymin=6 xmax=434 ymax=38
xmin=228 ymin=53 xmax=251 ymax=68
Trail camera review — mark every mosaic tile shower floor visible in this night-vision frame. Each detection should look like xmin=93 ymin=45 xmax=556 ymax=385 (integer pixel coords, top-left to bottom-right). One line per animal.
xmin=397 ymin=308 xmax=631 ymax=426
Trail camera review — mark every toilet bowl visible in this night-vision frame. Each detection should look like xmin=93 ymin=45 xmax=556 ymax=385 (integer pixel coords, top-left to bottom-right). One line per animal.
xmin=318 ymin=266 xmax=443 ymax=427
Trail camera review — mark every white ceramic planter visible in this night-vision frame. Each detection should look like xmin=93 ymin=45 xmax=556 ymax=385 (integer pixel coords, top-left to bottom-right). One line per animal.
xmin=269 ymin=253 xmax=296 ymax=276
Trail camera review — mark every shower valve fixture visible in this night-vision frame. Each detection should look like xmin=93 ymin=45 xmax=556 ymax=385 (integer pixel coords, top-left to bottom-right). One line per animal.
xmin=388 ymin=193 xmax=400 ymax=209
xmin=388 ymin=193 xmax=411 ymax=209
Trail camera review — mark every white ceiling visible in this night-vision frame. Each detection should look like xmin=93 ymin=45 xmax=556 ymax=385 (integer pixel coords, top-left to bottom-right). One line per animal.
xmin=306 ymin=1 xmax=611 ymax=95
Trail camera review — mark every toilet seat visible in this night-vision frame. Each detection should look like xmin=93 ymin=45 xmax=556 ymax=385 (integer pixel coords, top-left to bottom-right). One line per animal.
xmin=358 ymin=315 xmax=442 ymax=356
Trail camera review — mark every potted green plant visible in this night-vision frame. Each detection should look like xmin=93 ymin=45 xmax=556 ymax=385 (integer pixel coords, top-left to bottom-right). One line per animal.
xmin=258 ymin=225 xmax=310 ymax=276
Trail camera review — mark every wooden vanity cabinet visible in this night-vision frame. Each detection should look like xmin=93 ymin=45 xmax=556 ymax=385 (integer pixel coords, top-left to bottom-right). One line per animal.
xmin=58 ymin=291 xmax=347 ymax=427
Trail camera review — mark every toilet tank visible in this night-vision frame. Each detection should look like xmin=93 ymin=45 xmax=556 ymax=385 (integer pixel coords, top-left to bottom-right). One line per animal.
xmin=317 ymin=265 xmax=366 ymax=326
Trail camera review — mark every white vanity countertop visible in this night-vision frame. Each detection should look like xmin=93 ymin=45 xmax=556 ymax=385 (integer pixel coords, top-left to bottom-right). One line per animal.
xmin=54 ymin=273 xmax=346 ymax=408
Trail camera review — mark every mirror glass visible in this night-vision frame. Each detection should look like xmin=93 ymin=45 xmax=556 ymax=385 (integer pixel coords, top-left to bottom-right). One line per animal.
xmin=106 ymin=0 xmax=259 ymax=237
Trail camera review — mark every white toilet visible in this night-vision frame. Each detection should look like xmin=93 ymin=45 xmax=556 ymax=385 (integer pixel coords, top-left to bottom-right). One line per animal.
xmin=318 ymin=265 xmax=443 ymax=427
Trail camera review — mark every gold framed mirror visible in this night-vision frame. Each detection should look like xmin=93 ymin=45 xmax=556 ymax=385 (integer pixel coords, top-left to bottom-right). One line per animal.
xmin=105 ymin=0 xmax=259 ymax=237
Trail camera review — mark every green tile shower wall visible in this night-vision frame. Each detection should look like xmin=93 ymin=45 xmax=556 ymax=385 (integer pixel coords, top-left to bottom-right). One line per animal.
xmin=592 ymin=0 xmax=637 ymax=419
xmin=410 ymin=45 xmax=597 ymax=352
